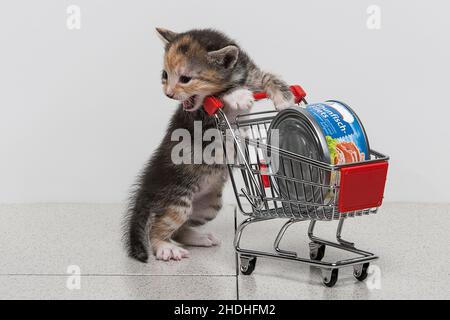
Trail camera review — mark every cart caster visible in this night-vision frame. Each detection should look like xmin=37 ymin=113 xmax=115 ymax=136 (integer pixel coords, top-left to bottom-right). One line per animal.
xmin=309 ymin=242 xmax=326 ymax=261
xmin=353 ymin=263 xmax=370 ymax=281
xmin=240 ymin=256 xmax=257 ymax=275
xmin=322 ymin=269 xmax=339 ymax=287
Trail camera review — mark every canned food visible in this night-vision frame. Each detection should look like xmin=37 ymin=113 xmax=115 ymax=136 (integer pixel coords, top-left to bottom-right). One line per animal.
xmin=305 ymin=101 xmax=370 ymax=164
xmin=267 ymin=101 xmax=370 ymax=214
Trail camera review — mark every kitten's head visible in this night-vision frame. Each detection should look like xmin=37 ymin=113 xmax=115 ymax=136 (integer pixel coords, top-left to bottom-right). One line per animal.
xmin=156 ymin=28 xmax=241 ymax=112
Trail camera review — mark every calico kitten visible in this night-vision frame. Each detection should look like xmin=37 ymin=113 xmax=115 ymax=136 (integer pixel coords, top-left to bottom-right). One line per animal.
xmin=124 ymin=28 xmax=294 ymax=262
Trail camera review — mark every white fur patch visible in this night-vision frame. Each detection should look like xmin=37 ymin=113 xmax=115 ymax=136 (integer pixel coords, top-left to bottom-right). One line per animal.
xmin=155 ymin=241 xmax=190 ymax=261
xmin=272 ymin=92 xmax=295 ymax=111
xmin=222 ymin=88 xmax=255 ymax=111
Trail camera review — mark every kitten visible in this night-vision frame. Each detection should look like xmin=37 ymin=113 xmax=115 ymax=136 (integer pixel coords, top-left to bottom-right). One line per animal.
xmin=124 ymin=28 xmax=294 ymax=262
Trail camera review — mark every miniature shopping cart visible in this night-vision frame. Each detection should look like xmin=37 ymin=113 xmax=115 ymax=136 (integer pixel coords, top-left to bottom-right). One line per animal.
xmin=203 ymin=85 xmax=389 ymax=287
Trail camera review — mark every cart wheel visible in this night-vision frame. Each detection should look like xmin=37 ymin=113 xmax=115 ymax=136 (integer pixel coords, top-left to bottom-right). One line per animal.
xmin=353 ymin=263 xmax=370 ymax=281
xmin=309 ymin=243 xmax=326 ymax=261
xmin=322 ymin=269 xmax=339 ymax=287
xmin=240 ymin=256 xmax=257 ymax=275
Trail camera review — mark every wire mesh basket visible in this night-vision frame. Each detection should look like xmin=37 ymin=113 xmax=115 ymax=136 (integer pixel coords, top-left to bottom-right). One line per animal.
xmin=224 ymin=109 xmax=388 ymax=220
xmin=203 ymin=84 xmax=389 ymax=287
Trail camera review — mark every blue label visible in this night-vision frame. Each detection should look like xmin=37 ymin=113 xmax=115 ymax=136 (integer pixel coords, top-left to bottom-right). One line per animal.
xmin=306 ymin=102 xmax=369 ymax=164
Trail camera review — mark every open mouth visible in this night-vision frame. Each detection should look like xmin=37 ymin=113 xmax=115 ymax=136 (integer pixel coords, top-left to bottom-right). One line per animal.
xmin=182 ymin=95 xmax=198 ymax=111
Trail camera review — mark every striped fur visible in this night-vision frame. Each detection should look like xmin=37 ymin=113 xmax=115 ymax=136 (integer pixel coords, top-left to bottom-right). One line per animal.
xmin=123 ymin=28 xmax=293 ymax=262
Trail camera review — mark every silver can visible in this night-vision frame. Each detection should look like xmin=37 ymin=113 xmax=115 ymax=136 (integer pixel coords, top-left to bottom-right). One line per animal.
xmin=268 ymin=101 xmax=370 ymax=216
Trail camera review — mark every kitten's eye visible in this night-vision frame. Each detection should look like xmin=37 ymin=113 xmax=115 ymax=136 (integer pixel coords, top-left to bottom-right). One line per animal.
xmin=162 ymin=70 xmax=168 ymax=80
xmin=179 ymin=75 xmax=192 ymax=84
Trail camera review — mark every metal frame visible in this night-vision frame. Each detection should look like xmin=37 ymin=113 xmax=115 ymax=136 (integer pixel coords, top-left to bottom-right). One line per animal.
xmin=214 ymin=104 xmax=389 ymax=287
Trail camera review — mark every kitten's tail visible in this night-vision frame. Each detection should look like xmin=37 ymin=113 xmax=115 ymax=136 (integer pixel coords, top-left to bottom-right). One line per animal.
xmin=123 ymin=197 xmax=150 ymax=263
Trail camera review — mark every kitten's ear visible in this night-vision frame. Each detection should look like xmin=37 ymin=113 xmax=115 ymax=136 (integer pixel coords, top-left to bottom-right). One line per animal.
xmin=155 ymin=27 xmax=178 ymax=45
xmin=207 ymin=45 xmax=239 ymax=69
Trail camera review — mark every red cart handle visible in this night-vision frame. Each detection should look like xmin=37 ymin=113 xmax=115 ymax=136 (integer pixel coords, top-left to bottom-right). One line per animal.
xmin=203 ymin=84 xmax=307 ymax=116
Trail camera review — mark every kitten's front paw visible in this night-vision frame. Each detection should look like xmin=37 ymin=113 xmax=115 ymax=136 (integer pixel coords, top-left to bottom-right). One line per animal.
xmin=222 ymin=89 xmax=255 ymax=111
xmin=274 ymin=96 xmax=295 ymax=111
xmin=155 ymin=242 xmax=190 ymax=261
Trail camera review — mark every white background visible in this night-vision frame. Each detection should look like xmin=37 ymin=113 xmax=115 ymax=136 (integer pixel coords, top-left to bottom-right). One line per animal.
xmin=1 ymin=0 xmax=449 ymax=203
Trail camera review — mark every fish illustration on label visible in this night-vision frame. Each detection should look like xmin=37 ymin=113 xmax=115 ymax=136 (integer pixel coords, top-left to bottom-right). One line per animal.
xmin=306 ymin=101 xmax=369 ymax=165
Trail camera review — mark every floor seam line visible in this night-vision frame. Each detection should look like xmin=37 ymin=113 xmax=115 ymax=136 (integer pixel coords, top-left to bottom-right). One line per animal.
xmin=0 ymin=274 xmax=237 ymax=277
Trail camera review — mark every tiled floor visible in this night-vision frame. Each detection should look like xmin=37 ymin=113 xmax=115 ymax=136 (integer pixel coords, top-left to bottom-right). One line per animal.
xmin=0 ymin=202 xmax=449 ymax=299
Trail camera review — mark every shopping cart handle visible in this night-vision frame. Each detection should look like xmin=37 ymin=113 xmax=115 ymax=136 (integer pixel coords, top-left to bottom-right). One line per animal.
xmin=203 ymin=84 xmax=307 ymax=116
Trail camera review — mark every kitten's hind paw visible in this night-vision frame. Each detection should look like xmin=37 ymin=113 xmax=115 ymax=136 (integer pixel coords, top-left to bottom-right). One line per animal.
xmin=222 ymin=89 xmax=255 ymax=111
xmin=174 ymin=228 xmax=221 ymax=247
xmin=190 ymin=232 xmax=221 ymax=247
xmin=155 ymin=242 xmax=190 ymax=261
xmin=206 ymin=232 xmax=221 ymax=246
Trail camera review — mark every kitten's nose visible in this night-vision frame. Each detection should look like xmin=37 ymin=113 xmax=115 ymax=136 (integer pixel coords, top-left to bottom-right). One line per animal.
xmin=165 ymin=92 xmax=174 ymax=99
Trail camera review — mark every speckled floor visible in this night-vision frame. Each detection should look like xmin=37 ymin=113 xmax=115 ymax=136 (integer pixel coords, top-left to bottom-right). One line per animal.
xmin=0 ymin=202 xmax=448 ymax=299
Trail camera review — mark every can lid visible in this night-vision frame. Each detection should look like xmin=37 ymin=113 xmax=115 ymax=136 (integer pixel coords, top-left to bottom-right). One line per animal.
xmin=268 ymin=107 xmax=330 ymax=165
xmin=267 ymin=107 xmax=330 ymax=207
